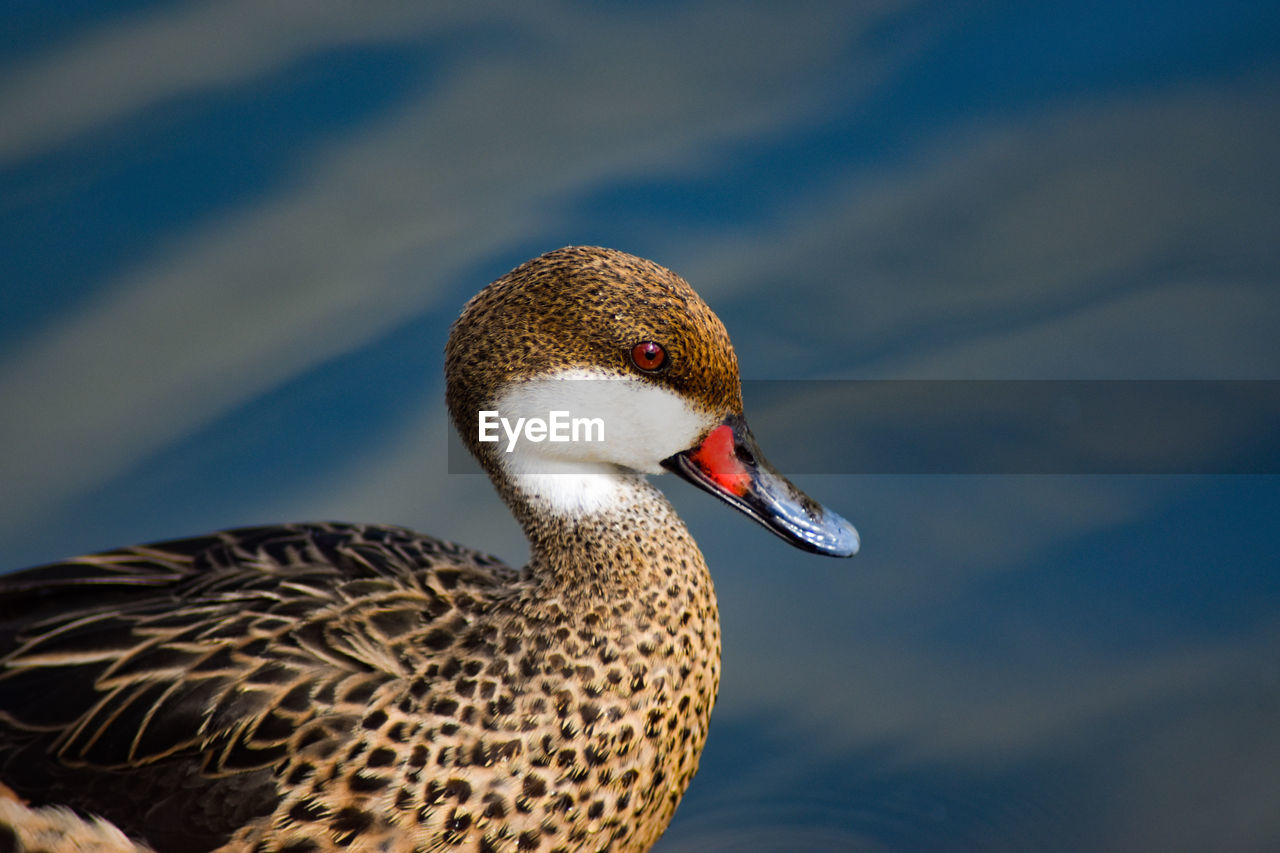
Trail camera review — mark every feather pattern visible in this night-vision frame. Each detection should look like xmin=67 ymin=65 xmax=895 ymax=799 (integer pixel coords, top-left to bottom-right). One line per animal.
xmin=1 ymin=523 xmax=515 ymax=850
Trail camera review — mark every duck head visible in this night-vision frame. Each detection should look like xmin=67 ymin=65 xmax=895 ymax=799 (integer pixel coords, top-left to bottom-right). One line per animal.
xmin=446 ymin=246 xmax=858 ymax=557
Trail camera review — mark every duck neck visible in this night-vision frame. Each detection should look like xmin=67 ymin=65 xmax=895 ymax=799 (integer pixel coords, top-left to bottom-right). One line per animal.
xmin=499 ymin=471 xmax=710 ymax=609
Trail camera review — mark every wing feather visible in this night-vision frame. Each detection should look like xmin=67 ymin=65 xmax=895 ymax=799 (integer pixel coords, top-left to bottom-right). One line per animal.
xmin=0 ymin=522 xmax=512 ymax=847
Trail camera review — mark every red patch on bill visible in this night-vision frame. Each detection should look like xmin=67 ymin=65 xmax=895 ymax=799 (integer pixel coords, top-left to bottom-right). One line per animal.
xmin=689 ymin=424 xmax=751 ymax=496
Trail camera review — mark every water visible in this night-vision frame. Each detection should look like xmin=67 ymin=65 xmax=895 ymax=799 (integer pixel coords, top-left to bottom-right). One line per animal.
xmin=2 ymin=3 xmax=1278 ymax=849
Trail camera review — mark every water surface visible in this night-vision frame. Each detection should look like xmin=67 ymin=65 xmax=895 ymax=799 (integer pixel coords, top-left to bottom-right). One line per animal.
xmin=1 ymin=3 xmax=1278 ymax=849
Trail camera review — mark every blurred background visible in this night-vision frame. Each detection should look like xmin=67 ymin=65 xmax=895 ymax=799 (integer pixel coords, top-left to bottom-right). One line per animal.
xmin=2 ymin=2 xmax=1278 ymax=849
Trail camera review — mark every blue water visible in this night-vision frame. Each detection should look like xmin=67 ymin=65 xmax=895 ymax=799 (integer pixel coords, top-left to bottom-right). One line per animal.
xmin=1 ymin=3 xmax=1278 ymax=849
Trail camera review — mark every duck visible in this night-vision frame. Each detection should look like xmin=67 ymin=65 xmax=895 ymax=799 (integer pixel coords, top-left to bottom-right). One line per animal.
xmin=0 ymin=246 xmax=858 ymax=853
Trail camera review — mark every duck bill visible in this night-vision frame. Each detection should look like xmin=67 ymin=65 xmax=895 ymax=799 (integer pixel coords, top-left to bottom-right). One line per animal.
xmin=661 ymin=416 xmax=860 ymax=557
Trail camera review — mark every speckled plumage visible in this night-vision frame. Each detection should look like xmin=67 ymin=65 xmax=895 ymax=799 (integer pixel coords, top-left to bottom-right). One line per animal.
xmin=0 ymin=247 xmax=853 ymax=852
xmin=1 ymin=517 xmax=715 ymax=853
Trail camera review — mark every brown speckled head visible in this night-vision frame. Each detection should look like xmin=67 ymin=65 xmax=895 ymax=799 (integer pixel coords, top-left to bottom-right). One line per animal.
xmin=446 ymin=246 xmax=743 ymax=463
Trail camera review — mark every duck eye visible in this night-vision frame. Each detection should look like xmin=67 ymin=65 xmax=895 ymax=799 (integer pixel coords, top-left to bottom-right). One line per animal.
xmin=630 ymin=341 xmax=667 ymax=372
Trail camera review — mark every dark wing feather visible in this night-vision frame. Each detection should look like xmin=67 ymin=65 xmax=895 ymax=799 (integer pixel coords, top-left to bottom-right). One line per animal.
xmin=0 ymin=522 xmax=512 ymax=851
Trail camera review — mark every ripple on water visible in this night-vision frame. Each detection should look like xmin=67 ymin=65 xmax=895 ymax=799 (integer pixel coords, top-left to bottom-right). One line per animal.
xmin=657 ymin=779 xmax=1076 ymax=853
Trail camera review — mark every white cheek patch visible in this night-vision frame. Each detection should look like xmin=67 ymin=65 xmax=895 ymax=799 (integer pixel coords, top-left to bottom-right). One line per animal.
xmin=482 ymin=369 xmax=719 ymax=517
xmin=487 ymin=370 xmax=714 ymax=474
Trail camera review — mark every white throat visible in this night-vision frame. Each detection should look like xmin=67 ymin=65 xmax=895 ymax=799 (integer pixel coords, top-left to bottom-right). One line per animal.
xmin=483 ymin=369 xmax=715 ymax=517
xmin=508 ymin=461 xmax=649 ymax=518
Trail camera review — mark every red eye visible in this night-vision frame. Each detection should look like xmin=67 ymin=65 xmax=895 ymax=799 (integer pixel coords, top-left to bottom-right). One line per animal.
xmin=630 ymin=341 xmax=667 ymax=372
